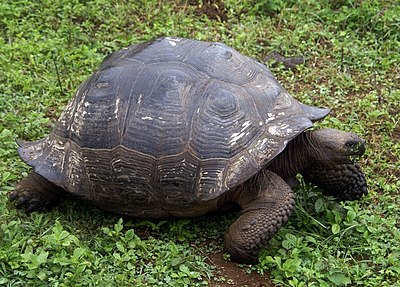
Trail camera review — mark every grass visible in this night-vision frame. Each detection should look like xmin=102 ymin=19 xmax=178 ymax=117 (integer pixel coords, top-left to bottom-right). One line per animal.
xmin=1 ymin=0 xmax=399 ymax=286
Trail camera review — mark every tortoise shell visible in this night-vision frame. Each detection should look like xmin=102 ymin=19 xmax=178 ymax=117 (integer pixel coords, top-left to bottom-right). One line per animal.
xmin=18 ymin=37 xmax=329 ymax=214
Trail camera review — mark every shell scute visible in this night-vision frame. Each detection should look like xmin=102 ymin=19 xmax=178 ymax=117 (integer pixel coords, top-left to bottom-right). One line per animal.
xmin=18 ymin=37 xmax=329 ymax=204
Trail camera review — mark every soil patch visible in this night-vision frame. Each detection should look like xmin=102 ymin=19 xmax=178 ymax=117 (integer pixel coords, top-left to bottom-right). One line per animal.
xmin=189 ymin=0 xmax=228 ymax=22
xmin=208 ymin=252 xmax=274 ymax=287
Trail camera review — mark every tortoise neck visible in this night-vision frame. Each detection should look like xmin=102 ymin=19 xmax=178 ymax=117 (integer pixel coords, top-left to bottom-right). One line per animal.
xmin=267 ymin=131 xmax=313 ymax=180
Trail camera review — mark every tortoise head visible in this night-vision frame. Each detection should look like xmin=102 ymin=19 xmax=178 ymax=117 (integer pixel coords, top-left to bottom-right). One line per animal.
xmin=306 ymin=128 xmax=366 ymax=163
xmin=302 ymin=128 xmax=368 ymax=201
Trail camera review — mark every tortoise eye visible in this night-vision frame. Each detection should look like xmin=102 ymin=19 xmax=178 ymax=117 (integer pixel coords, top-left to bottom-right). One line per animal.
xmin=345 ymin=139 xmax=366 ymax=154
xmin=345 ymin=140 xmax=358 ymax=149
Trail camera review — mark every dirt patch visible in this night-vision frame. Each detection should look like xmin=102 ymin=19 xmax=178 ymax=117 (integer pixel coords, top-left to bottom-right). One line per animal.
xmin=208 ymin=252 xmax=274 ymax=287
xmin=264 ymin=52 xmax=305 ymax=71
xmin=189 ymin=0 xmax=228 ymax=22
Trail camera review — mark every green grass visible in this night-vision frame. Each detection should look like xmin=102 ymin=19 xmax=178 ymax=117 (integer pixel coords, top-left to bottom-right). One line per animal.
xmin=1 ymin=0 xmax=399 ymax=286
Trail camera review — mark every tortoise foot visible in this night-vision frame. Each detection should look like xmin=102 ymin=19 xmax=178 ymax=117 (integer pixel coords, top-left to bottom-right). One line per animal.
xmin=10 ymin=172 xmax=65 ymax=212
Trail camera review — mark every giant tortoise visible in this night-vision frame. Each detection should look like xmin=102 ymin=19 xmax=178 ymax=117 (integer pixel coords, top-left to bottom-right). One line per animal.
xmin=11 ymin=37 xmax=367 ymax=263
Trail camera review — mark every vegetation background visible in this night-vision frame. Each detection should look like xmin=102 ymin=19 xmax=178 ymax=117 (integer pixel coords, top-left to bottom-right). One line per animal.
xmin=0 ymin=0 xmax=399 ymax=286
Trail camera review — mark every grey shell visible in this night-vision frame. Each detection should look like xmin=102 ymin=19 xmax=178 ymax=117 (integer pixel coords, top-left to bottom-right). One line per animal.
xmin=18 ymin=37 xmax=329 ymax=206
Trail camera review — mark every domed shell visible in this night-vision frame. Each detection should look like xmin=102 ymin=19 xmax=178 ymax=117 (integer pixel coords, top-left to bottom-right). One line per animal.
xmin=18 ymin=37 xmax=329 ymax=207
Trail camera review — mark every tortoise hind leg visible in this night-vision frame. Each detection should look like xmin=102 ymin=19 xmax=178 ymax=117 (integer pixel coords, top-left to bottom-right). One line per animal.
xmin=224 ymin=170 xmax=295 ymax=264
xmin=10 ymin=171 xmax=65 ymax=212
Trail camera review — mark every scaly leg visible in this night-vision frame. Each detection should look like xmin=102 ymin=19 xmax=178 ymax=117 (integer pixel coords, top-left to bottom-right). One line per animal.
xmin=10 ymin=171 xmax=65 ymax=212
xmin=224 ymin=170 xmax=295 ymax=264
xmin=303 ymin=163 xmax=367 ymax=201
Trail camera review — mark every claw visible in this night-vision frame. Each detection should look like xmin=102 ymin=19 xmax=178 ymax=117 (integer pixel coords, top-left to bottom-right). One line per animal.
xmin=9 ymin=191 xmax=18 ymax=201
xmin=15 ymin=193 xmax=29 ymax=209
xmin=9 ymin=172 xmax=65 ymax=213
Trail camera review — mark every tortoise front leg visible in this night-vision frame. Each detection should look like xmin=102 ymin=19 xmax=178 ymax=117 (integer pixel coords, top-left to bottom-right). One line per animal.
xmin=10 ymin=171 xmax=65 ymax=212
xmin=302 ymin=163 xmax=367 ymax=201
xmin=224 ymin=170 xmax=295 ymax=264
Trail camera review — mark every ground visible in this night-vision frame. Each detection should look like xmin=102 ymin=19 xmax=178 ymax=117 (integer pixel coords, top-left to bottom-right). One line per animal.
xmin=208 ymin=253 xmax=274 ymax=287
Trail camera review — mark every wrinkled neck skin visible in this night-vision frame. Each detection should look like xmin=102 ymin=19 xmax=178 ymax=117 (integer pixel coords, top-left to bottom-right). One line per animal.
xmin=267 ymin=131 xmax=315 ymax=184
